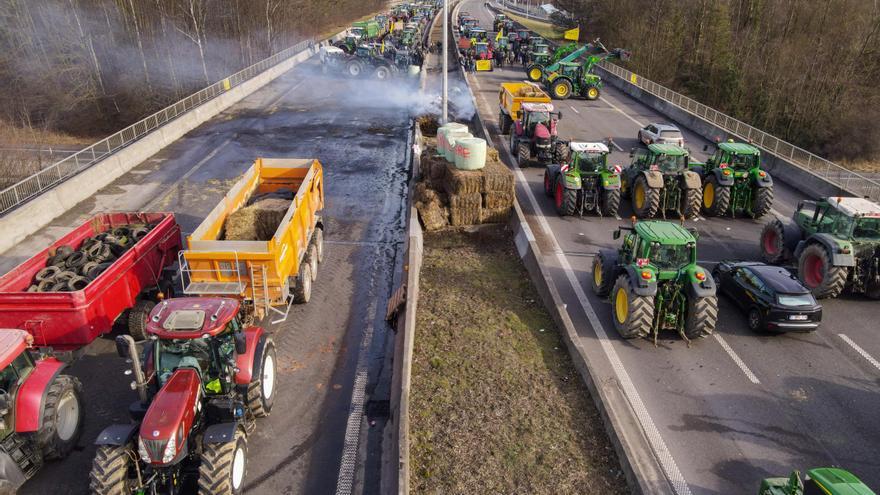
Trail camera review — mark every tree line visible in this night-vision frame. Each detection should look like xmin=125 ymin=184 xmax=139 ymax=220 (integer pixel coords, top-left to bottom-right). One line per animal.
xmin=553 ymin=0 xmax=880 ymax=162
xmin=0 ymin=0 xmax=384 ymax=138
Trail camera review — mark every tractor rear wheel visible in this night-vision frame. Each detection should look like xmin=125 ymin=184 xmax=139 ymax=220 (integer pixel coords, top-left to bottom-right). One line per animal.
xmin=246 ymin=338 xmax=277 ymax=418
xmin=682 ymin=186 xmax=701 ymax=219
xmin=499 ymin=112 xmax=512 ymax=134
xmin=89 ymin=443 xmax=134 ymax=495
xmin=374 ymin=65 xmax=391 ymax=80
xmin=611 ymin=275 xmax=653 ymax=339
xmin=292 ymin=262 xmax=312 ymax=303
xmin=600 ymin=187 xmax=621 ymax=217
xmin=591 ymin=252 xmax=616 ymax=297
xmin=752 ymin=185 xmax=774 ymax=218
xmin=526 ymin=64 xmax=543 ymax=82
xmin=632 ymin=175 xmax=659 ymax=218
xmin=760 ymin=219 xmax=788 ymax=264
xmin=544 ymin=166 xmax=560 ymax=197
xmin=554 ymin=141 xmax=571 ymax=162
xmin=798 ymin=243 xmax=848 ymax=299
xmin=127 ymin=299 xmax=155 ymax=341
xmin=198 ymin=429 xmax=248 ymax=495
xmin=38 ymin=374 xmax=84 ymax=460
xmin=684 ymin=295 xmax=718 ymax=339
xmin=517 ymin=142 xmax=530 ymax=167
xmin=554 ymin=177 xmax=577 ymax=216
xmin=550 ymin=79 xmax=572 ymax=100
xmin=347 ymin=60 xmax=364 ymax=78
xmin=701 ymin=175 xmax=730 ymax=217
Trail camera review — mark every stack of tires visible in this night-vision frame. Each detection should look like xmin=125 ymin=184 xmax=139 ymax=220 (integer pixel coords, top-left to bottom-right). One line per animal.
xmin=28 ymin=225 xmax=154 ymax=292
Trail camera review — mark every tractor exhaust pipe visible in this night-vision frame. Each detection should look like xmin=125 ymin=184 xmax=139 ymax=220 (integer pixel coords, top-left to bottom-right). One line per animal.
xmin=116 ymin=335 xmax=148 ymax=404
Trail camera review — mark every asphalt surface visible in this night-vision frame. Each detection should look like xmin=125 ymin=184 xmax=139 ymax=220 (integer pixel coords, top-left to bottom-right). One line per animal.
xmin=461 ymin=1 xmax=880 ymax=493
xmin=1 ymin=57 xmax=413 ymax=494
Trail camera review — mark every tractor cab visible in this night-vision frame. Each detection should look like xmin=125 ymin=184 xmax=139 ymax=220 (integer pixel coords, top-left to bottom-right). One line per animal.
xmin=517 ymin=102 xmax=559 ymax=142
xmin=706 ymin=141 xmax=762 ymax=175
xmin=570 ymin=142 xmax=611 ymax=172
xmin=614 ymin=221 xmax=699 ymax=279
xmin=474 ymin=41 xmax=492 ymax=59
xmin=795 ymin=197 xmax=880 ymax=241
xmin=758 ymin=467 xmax=876 ymax=495
xmin=630 ymin=143 xmax=691 ymax=174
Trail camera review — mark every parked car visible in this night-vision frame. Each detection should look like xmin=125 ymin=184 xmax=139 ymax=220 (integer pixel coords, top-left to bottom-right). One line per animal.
xmin=713 ymin=261 xmax=822 ymax=332
xmin=638 ymin=123 xmax=685 ymax=147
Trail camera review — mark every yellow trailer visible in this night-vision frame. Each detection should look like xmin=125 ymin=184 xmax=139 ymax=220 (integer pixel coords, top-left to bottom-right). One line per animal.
xmin=498 ymin=81 xmax=551 ymax=134
xmin=179 ymin=158 xmax=324 ymax=323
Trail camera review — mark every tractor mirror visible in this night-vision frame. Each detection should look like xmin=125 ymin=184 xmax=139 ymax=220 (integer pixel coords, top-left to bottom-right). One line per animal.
xmin=234 ymin=332 xmax=247 ymax=355
xmin=612 ymin=229 xmax=621 ymax=240
xmin=115 ymin=336 xmax=130 ymax=358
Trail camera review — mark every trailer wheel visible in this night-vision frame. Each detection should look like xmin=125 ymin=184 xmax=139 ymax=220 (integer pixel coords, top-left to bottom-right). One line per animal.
xmin=198 ymin=429 xmax=247 ymax=495
xmin=684 ymin=295 xmax=718 ymax=339
xmin=305 ymin=244 xmax=319 ymax=282
xmin=38 ymin=374 xmax=84 ymax=460
xmin=246 ymin=338 xmax=276 ymax=418
xmin=292 ymin=263 xmax=312 ymax=304
xmin=89 ymin=443 xmax=134 ymax=495
xmin=798 ymin=243 xmax=848 ymax=299
xmin=128 ymin=300 xmax=156 ymax=341
xmin=313 ymin=228 xmax=324 ymax=264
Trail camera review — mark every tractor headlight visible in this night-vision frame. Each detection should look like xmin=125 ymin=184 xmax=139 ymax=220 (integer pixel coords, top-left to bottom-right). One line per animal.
xmin=162 ymin=434 xmax=177 ymax=464
xmin=138 ymin=437 xmax=151 ymax=464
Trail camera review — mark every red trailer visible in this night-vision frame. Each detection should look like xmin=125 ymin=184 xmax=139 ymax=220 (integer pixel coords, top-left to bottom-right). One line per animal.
xmin=0 ymin=212 xmax=182 ymax=351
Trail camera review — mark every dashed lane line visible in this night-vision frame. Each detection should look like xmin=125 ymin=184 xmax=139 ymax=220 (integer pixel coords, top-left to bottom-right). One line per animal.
xmin=713 ymin=334 xmax=761 ymax=384
xmin=569 ymin=105 xmax=580 ymax=115
xmin=600 ymin=95 xmax=646 ymax=128
xmin=839 ymin=334 xmax=880 ymax=371
xmin=143 ymin=137 xmax=233 ymax=210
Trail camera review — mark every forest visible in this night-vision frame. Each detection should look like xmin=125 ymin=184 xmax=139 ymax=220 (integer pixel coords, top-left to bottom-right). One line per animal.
xmin=0 ymin=0 xmax=384 ymax=139
xmin=553 ymin=0 xmax=880 ymax=164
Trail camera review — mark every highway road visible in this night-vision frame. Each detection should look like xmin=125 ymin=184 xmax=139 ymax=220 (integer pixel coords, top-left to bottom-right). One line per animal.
xmin=460 ymin=1 xmax=880 ymax=493
xmin=0 ymin=58 xmax=413 ymax=494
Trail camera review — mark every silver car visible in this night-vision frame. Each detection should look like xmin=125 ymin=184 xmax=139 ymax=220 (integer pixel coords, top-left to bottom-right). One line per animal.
xmin=638 ymin=123 xmax=685 ymax=146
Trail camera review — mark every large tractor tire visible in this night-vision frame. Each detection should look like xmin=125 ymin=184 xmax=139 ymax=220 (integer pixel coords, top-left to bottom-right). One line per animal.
xmin=347 ymin=60 xmax=365 ymax=78
xmin=600 ymin=187 xmax=621 ymax=217
xmin=866 ymin=282 xmax=880 ymax=300
xmin=374 ymin=65 xmax=392 ymax=81
xmin=198 ymin=429 xmax=248 ymax=495
xmin=611 ymin=275 xmax=653 ymax=339
xmin=590 ymin=252 xmax=616 ymax=297
xmin=682 ymin=186 xmax=702 ymax=219
xmin=701 ymin=175 xmax=730 ymax=217
xmin=544 ymin=166 xmax=560 ymax=197
xmin=292 ymin=262 xmax=313 ymax=303
xmin=127 ymin=299 xmax=156 ymax=341
xmin=760 ymin=219 xmax=790 ymax=264
xmin=752 ymin=185 xmax=774 ymax=218
xmin=631 ymin=175 xmax=660 ymax=218
xmin=246 ymin=338 xmax=277 ymax=418
xmin=526 ymin=64 xmax=543 ymax=82
xmin=554 ymin=141 xmax=571 ymax=163
xmin=508 ymin=132 xmax=517 ymax=155
xmin=798 ymin=243 xmax=848 ymax=299
xmin=550 ymin=79 xmax=572 ymax=100
xmin=517 ymin=142 xmax=530 ymax=167
xmin=554 ymin=176 xmax=578 ymax=216
xmin=584 ymin=85 xmax=600 ymax=100
xmin=38 ymin=374 xmax=84 ymax=459
xmin=684 ymin=295 xmax=718 ymax=340
xmin=499 ymin=112 xmax=512 ymax=134
xmin=89 ymin=444 xmax=134 ymax=495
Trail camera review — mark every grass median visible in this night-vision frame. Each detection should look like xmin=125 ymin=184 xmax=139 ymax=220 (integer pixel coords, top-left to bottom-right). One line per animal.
xmin=409 ymin=226 xmax=625 ymax=494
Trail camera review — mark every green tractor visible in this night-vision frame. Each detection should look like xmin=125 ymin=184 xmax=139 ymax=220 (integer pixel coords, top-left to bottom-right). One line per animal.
xmin=692 ymin=140 xmax=774 ymax=218
xmin=760 ymin=196 xmax=880 ymax=299
xmin=540 ymin=41 xmax=630 ymax=100
xmin=591 ymin=220 xmax=718 ymax=344
xmin=759 ymin=467 xmax=876 ymax=495
xmin=622 ymin=144 xmax=702 ymax=219
xmin=529 ymin=43 xmax=551 ymax=67
xmin=526 ymin=42 xmax=578 ymax=82
xmin=543 ymin=141 xmax=622 ymax=217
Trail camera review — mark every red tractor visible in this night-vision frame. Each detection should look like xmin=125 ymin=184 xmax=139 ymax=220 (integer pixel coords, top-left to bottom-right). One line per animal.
xmin=0 ymin=329 xmax=84 ymax=493
xmin=89 ymin=297 xmax=277 ymax=495
xmin=507 ymin=102 xmax=569 ymax=167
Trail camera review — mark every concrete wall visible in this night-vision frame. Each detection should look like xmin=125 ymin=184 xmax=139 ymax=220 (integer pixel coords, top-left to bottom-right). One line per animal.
xmin=0 ymin=34 xmax=343 ymax=256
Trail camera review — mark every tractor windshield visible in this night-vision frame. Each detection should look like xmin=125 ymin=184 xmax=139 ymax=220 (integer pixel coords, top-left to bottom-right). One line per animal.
xmin=576 ymin=151 xmax=605 ymax=172
xmin=156 ymin=339 xmax=212 ymax=386
xmin=654 ymin=154 xmax=686 ymax=173
xmin=649 ymin=243 xmax=691 ymax=270
xmin=730 ymin=153 xmax=759 ymax=169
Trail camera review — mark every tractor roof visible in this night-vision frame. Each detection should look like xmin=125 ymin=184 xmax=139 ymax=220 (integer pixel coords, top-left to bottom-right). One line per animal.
xmin=323 ymin=46 xmax=345 ymax=55
xmin=634 ymin=221 xmax=695 ymax=245
xmin=806 ymin=468 xmax=875 ymax=495
xmin=647 ymin=143 xmax=688 ymax=156
xmin=570 ymin=142 xmax=609 ymax=153
xmin=147 ymin=297 xmax=241 ymax=339
xmin=0 ymin=329 xmax=29 ymax=369
xmin=827 ymin=197 xmax=880 ymax=218
xmin=718 ymin=142 xmax=760 ymax=155
xmin=522 ymin=102 xmax=554 ymax=112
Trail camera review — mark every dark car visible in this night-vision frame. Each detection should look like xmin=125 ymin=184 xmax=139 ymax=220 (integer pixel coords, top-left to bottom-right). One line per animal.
xmin=713 ymin=261 xmax=822 ymax=332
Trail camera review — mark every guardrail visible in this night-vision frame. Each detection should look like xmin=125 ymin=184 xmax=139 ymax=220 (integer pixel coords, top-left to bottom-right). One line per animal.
xmin=0 ymin=37 xmax=315 ymax=216
xmin=597 ymin=62 xmax=880 ymax=201
xmin=495 ymin=0 xmax=550 ymax=20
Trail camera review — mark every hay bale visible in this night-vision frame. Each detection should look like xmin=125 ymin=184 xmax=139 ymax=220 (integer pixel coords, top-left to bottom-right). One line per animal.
xmin=483 ymin=190 xmax=514 ymax=209
xmin=482 ymin=159 xmax=515 ymax=193
xmin=448 ymin=192 xmax=481 ymax=209
xmin=449 ymin=204 xmax=481 ymax=226
xmin=443 ymin=164 xmax=483 ymax=195
xmin=224 ymin=198 xmax=290 ymax=240
xmin=417 ymin=115 xmax=440 ymax=136
xmin=414 ymin=182 xmax=442 ymax=205
xmin=416 ymin=201 xmax=449 ymax=231
xmin=420 ymin=149 xmax=448 ymax=182
xmin=480 ymin=207 xmax=511 ymax=224
xmin=486 ymin=147 xmax=500 ymax=163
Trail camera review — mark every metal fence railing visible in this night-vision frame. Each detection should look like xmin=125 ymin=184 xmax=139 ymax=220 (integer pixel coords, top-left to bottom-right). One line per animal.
xmin=0 ymin=37 xmax=316 ymax=216
xmin=495 ymin=1 xmax=551 ymax=20
xmin=598 ymin=62 xmax=880 ymax=201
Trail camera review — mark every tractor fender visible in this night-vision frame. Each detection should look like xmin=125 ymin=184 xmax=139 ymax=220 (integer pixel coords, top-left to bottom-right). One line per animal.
xmin=795 ymin=235 xmax=855 ymax=267
xmin=711 ymin=168 xmax=735 ymax=187
xmin=684 ymin=266 xmax=717 ymax=298
xmin=14 ymin=358 xmax=65 ymax=433
xmin=562 ymin=171 xmax=582 ymax=189
xmin=641 ymin=170 xmax=664 ymax=189
xmin=622 ymin=266 xmax=657 ymax=296
xmin=682 ymin=170 xmax=703 ymax=190
xmin=546 ymin=164 xmax=561 ymax=186
xmin=234 ymin=326 xmax=266 ymax=386
xmin=751 ymin=169 xmax=773 ymax=188
xmin=600 ymin=170 xmax=621 ymax=189
xmin=203 ymin=422 xmax=241 ymax=445
xmin=95 ymin=423 xmax=139 ymax=446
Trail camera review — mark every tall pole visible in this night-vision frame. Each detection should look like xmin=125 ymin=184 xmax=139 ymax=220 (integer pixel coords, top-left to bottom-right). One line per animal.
xmin=442 ymin=0 xmax=449 ymax=124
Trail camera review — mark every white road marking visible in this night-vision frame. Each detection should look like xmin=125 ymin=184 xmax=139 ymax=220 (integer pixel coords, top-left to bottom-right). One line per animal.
xmin=609 ymin=140 xmax=624 ymax=152
xmin=471 ymin=77 xmax=693 ymax=495
xmin=713 ymin=334 xmax=761 ymax=384
xmin=839 ymin=334 xmax=880 ymax=371
xmin=599 ymin=95 xmax=646 ymax=128
xmin=143 ymin=137 xmax=233 ymax=210
xmin=569 ymin=105 xmax=580 ymax=115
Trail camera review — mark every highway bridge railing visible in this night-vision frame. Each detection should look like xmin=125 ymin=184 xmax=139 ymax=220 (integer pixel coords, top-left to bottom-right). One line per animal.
xmin=0 ymin=38 xmax=315 ymax=216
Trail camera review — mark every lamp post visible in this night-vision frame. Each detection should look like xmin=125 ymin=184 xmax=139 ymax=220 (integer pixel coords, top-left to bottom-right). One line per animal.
xmin=442 ymin=0 xmax=448 ymax=124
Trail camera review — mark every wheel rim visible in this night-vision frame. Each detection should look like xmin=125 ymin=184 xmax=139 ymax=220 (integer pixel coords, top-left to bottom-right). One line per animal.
xmin=262 ymin=353 xmax=275 ymax=400
xmin=232 ymin=444 xmax=246 ymax=490
xmin=634 ymin=183 xmax=645 ymax=210
xmin=555 ymin=83 xmax=568 ymax=98
xmin=529 ymin=68 xmax=542 ymax=80
xmin=703 ymin=182 xmax=714 ymax=208
xmin=763 ymin=230 xmax=778 ymax=255
xmin=803 ymin=254 xmax=824 ymax=288
xmin=56 ymin=389 xmax=79 ymax=441
xmin=555 ymin=182 xmax=564 ymax=209
xmin=593 ymin=261 xmax=602 ymax=287
xmin=588 ymin=87 xmax=598 ymax=99
xmin=615 ymin=287 xmax=629 ymax=324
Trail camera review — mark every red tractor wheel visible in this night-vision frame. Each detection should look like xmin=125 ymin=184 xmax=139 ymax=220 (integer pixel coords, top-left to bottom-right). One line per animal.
xmin=38 ymin=374 xmax=84 ymax=459
xmin=797 ymin=243 xmax=848 ymax=299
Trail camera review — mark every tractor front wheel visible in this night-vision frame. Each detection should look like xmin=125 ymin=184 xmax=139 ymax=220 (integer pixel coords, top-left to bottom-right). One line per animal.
xmin=600 ymin=187 xmax=621 ymax=217
xmin=798 ymin=243 xmax=848 ymax=299
xmin=38 ymin=374 xmax=84 ymax=460
xmin=631 ymin=175 xmax=660 ymax=218
xmin=584 ymin=85 xmax=600 ymax=100
xmin=684 ymin=295 xmax=718 ymax=339
xmin=347 ymin=60 xmax=364 ymax=78
xmin=517 ymin=142 xmax=530 ymax=167
xmin=591 ymin=252 xmax=616 ymax=297
xmin=760 ymin=219 xmax=788 ymax=264
xmin=550 ymin=79 xmax=572 ymax=100
xmin=198 ymin=429 xmax=248 ymax=495
xmin=246 ymin=338 xmax=277 ymax=418
xmin=374 ymin=65 xmax=391 ymax=81
xmin=611 ymin=275 xmax=653 ymax=339
xmin=89 ymin=443 xmax=135 ymax=495
xmin=701 ymin=175 xmax=730 ymax=217
xmin=752 ymin=185 xmax=774 ymax=218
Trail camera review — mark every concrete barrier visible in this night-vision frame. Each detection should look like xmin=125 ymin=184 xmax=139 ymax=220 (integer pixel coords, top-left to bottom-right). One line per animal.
xmin=0 ymin=33 xmax=344 ymax=256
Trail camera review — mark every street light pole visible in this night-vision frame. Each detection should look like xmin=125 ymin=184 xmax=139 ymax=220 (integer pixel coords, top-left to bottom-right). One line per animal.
xmin=442 ymin=0 xmax=448 ymax=124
